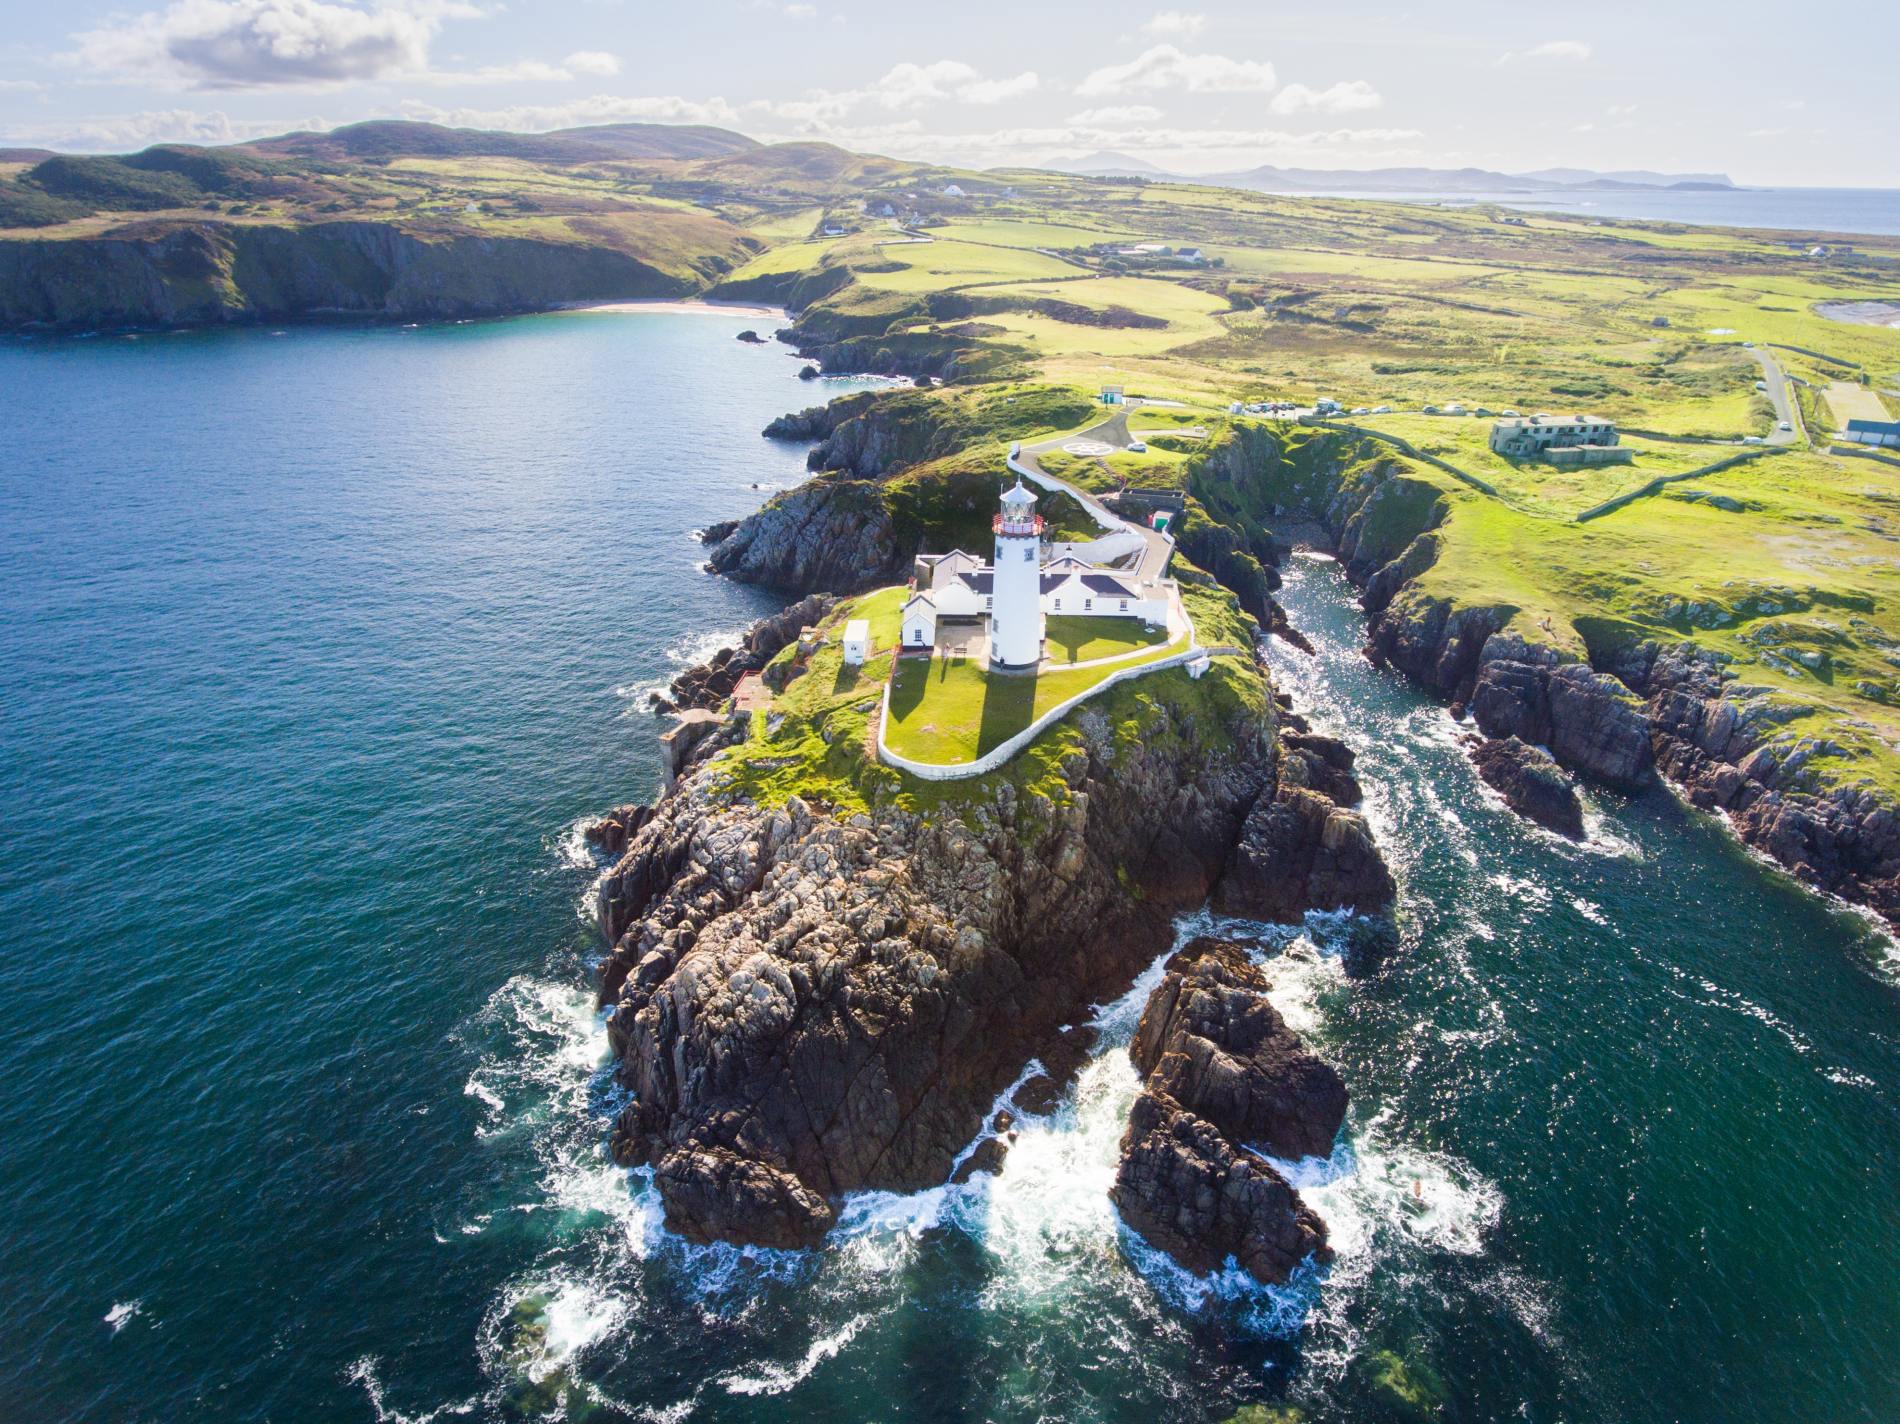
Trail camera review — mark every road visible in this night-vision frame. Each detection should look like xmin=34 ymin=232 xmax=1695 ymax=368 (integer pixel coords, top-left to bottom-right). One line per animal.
xmin=1744 ymin=346 xmax=1803 ymax=446
xmin=1012 ymin=412 xmax=1176 ymax=583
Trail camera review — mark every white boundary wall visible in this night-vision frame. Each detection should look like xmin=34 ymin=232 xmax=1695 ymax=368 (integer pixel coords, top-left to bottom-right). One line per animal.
xmin=877 ymin=632 xmax=1249 ymax=782
xmin=1008 ymin=442 xmax=1123 ymax=532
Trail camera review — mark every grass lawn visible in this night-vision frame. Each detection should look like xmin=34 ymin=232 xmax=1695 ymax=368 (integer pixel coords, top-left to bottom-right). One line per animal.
xmin=1042 ymin=615 xmax=1171 ymax=664
xmin=884 ymin=639 xmax=1180 ymax=764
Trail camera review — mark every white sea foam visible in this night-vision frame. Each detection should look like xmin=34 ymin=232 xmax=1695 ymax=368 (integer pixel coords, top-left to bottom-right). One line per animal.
xmin=345 ymin=1356 xmax=481 ymax=1424
xmin=534 ymin=1280 xmax=627 ymax=1372
xmin=459 ymin=976 xmax=612 ymax=1167
xmin=103 ymin=1300 xmax=142 ymax=1334
xmin=718 ymin=1313 xmax=869 ymax=1396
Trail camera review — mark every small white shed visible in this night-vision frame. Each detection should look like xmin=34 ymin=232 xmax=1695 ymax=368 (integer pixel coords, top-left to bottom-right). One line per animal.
xmin=842 ymin=619 xmax=871 ymax=665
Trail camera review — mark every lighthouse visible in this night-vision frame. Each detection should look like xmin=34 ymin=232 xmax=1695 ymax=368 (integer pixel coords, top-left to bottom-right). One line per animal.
xmin=990 ymin=480 xmax=1044 ymax=668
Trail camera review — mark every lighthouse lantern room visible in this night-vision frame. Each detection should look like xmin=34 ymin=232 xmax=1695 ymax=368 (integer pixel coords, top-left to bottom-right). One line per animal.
xmin=990 ymin=481 xmax=1045 ymax=668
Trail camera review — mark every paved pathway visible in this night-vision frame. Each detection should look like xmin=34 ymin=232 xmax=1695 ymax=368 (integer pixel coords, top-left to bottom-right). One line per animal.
xmin=1013 ymin=412 xmax=1175 ymax=583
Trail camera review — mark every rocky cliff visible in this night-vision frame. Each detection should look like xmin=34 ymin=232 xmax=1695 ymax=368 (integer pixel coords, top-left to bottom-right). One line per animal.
xmin=710 ymin=386 xmax=1096 ymax=593
xmin=592 ymin=683 xmax=1286 ymax=1248
xmin=1204 ymin=423 xmax=1900 ymax=926
xmin=0 ymin=219 xmax=714 ymax=330
xmin=1112 ymin=937 xmax=1344 ymax=1286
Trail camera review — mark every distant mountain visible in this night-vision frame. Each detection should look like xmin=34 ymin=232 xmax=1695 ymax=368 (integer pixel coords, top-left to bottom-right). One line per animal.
xmin=243 ymin=119 xmax=759 ymax=165
xmin=1035 ymin=154 xmax=1739 ymax=195
xmin=1046 ymin=150 xmax=1178 ymax=179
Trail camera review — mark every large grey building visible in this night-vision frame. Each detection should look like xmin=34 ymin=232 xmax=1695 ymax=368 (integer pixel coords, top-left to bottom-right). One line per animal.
xmin=1490 ymin=413 xmax=1629 ymax=464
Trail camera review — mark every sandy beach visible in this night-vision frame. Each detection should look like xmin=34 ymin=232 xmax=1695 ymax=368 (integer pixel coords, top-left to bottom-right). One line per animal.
xmin=556 ymin=298 xmax=785 ymax=318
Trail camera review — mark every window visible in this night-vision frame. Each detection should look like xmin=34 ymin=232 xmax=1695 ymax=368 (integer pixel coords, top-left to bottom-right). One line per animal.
xmin=1085 ymin=599 xmax=1093 ymax=611
xmin=1120 ymin=600 xmax=1129 ymax=612
xmin=1053 ymin=598 xmax=1062 ymax=611
xmin=1023 ymin=546 xmax=1034 ymax=563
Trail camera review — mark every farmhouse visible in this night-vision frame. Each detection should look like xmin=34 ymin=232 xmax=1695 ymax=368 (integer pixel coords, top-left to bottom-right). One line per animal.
xmin=1490 ymin=413 xmax=1630 ymax=465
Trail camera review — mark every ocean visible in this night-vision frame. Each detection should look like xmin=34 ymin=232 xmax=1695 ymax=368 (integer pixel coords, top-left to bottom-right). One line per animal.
xmin=1305 ymin=187 xmax=1900 ymax=238
xmin=3 ymin=314 xmax=1899 ymax=1422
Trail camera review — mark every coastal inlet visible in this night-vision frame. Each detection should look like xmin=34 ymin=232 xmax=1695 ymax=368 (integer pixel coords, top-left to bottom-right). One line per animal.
xmin=4 ymin=317 xmax=1899 ymax=1423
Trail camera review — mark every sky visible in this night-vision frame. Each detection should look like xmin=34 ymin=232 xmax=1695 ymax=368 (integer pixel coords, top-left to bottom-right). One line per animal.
xmin=0 ymin=0 xmax=1890 ymax=186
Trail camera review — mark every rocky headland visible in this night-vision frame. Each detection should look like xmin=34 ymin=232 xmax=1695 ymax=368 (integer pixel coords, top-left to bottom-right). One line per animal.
xmin=584 ymin=575 xmax=1386 ymax=1272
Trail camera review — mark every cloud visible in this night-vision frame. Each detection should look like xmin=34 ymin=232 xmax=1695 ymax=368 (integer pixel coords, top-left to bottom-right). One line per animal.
xmin=755 ymin=111 xmax=1426 ymax=173
xmin=783 ymin=3 xmax=817 ymax=16
xmin=0 ymin=106 xmax=327 ymax=151
xmin=958 ymin=71 xmax=1040 ymax=104
xmin=1066 ymin=104 xmax=1163 ymax=124
xmin=1141 ymin=9 xmax=1206 ymax=38
xmin=1606 ymin=102 xmax=1638 ymax=117
xmin=400 ymin=92 xmax=744 ymax=130
xmin=1076 ymin=44 xmax=1274 ymax=96
xmin=1496 ymin=38 xmax=1593 ymax=65
xmin=1268 ymin=79 xmax=1380 ymax=115
xmin=562 ymin=50 xmax=619 ymax=76
xmin=68 ymin=0 xmax=481 ymax=90
xmin=771 ymin=60 xmax=1039 ymax=121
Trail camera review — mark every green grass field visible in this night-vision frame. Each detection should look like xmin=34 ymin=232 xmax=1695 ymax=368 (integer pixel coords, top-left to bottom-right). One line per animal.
xmin=883 ymin=636 xmax=1180 ymax=764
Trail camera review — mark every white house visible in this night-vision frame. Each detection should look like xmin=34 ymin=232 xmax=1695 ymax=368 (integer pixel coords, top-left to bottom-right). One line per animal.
xmin=900 ymin=593 xmax=937 ymax=648
xmin=842 ymin=619 xmax=871 ymax=665
xmin=1044 ymin=570 xmax=1168 ymax=627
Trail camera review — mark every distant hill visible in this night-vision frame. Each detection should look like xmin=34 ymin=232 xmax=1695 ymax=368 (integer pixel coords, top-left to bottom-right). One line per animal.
xmin=1518 ymin=167 xmax=1735 ymax=189
xmin=242 ymin=119 xmax=759 ymax=165
xmin=1037 ymin=154 xmax=1738 ymax=194
xmin=1056 ymin=150 xmax=1176 ymax=179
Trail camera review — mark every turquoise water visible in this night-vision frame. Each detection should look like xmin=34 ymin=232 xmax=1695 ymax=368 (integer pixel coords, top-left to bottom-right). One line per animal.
xmin=3 ymin=319 xmax=1899 ymax=1423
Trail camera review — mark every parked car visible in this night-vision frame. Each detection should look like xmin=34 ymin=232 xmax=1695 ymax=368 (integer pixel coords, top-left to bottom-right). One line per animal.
xmin=1744 ymin=435 xmax=1765 ymax=445
xmin=1777 ymin=421 xmax=1793 ymax=432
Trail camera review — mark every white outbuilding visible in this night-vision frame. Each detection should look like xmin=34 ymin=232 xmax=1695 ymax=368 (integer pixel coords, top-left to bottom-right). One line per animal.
xmin=842 ymin=619 xmax=871 ymax=665
xmin=900 ymin=593 xmax=938 ymax=649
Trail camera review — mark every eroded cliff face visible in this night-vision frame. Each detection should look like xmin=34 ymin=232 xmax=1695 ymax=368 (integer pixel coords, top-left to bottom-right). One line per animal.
xmin=703 ymin=477 xmax=904 ymax=592
xmin=1206 ymin=425 xmax=1900 ymax=927
xmin=0 ymin=220 xmax=702 ymax=329
xmin=593 ymin=693 xmax=1279 ymax=1248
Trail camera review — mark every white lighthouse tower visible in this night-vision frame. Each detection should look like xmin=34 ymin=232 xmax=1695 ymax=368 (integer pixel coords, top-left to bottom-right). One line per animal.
xmin=990 ymin=480 xmax=1044 ymax=668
